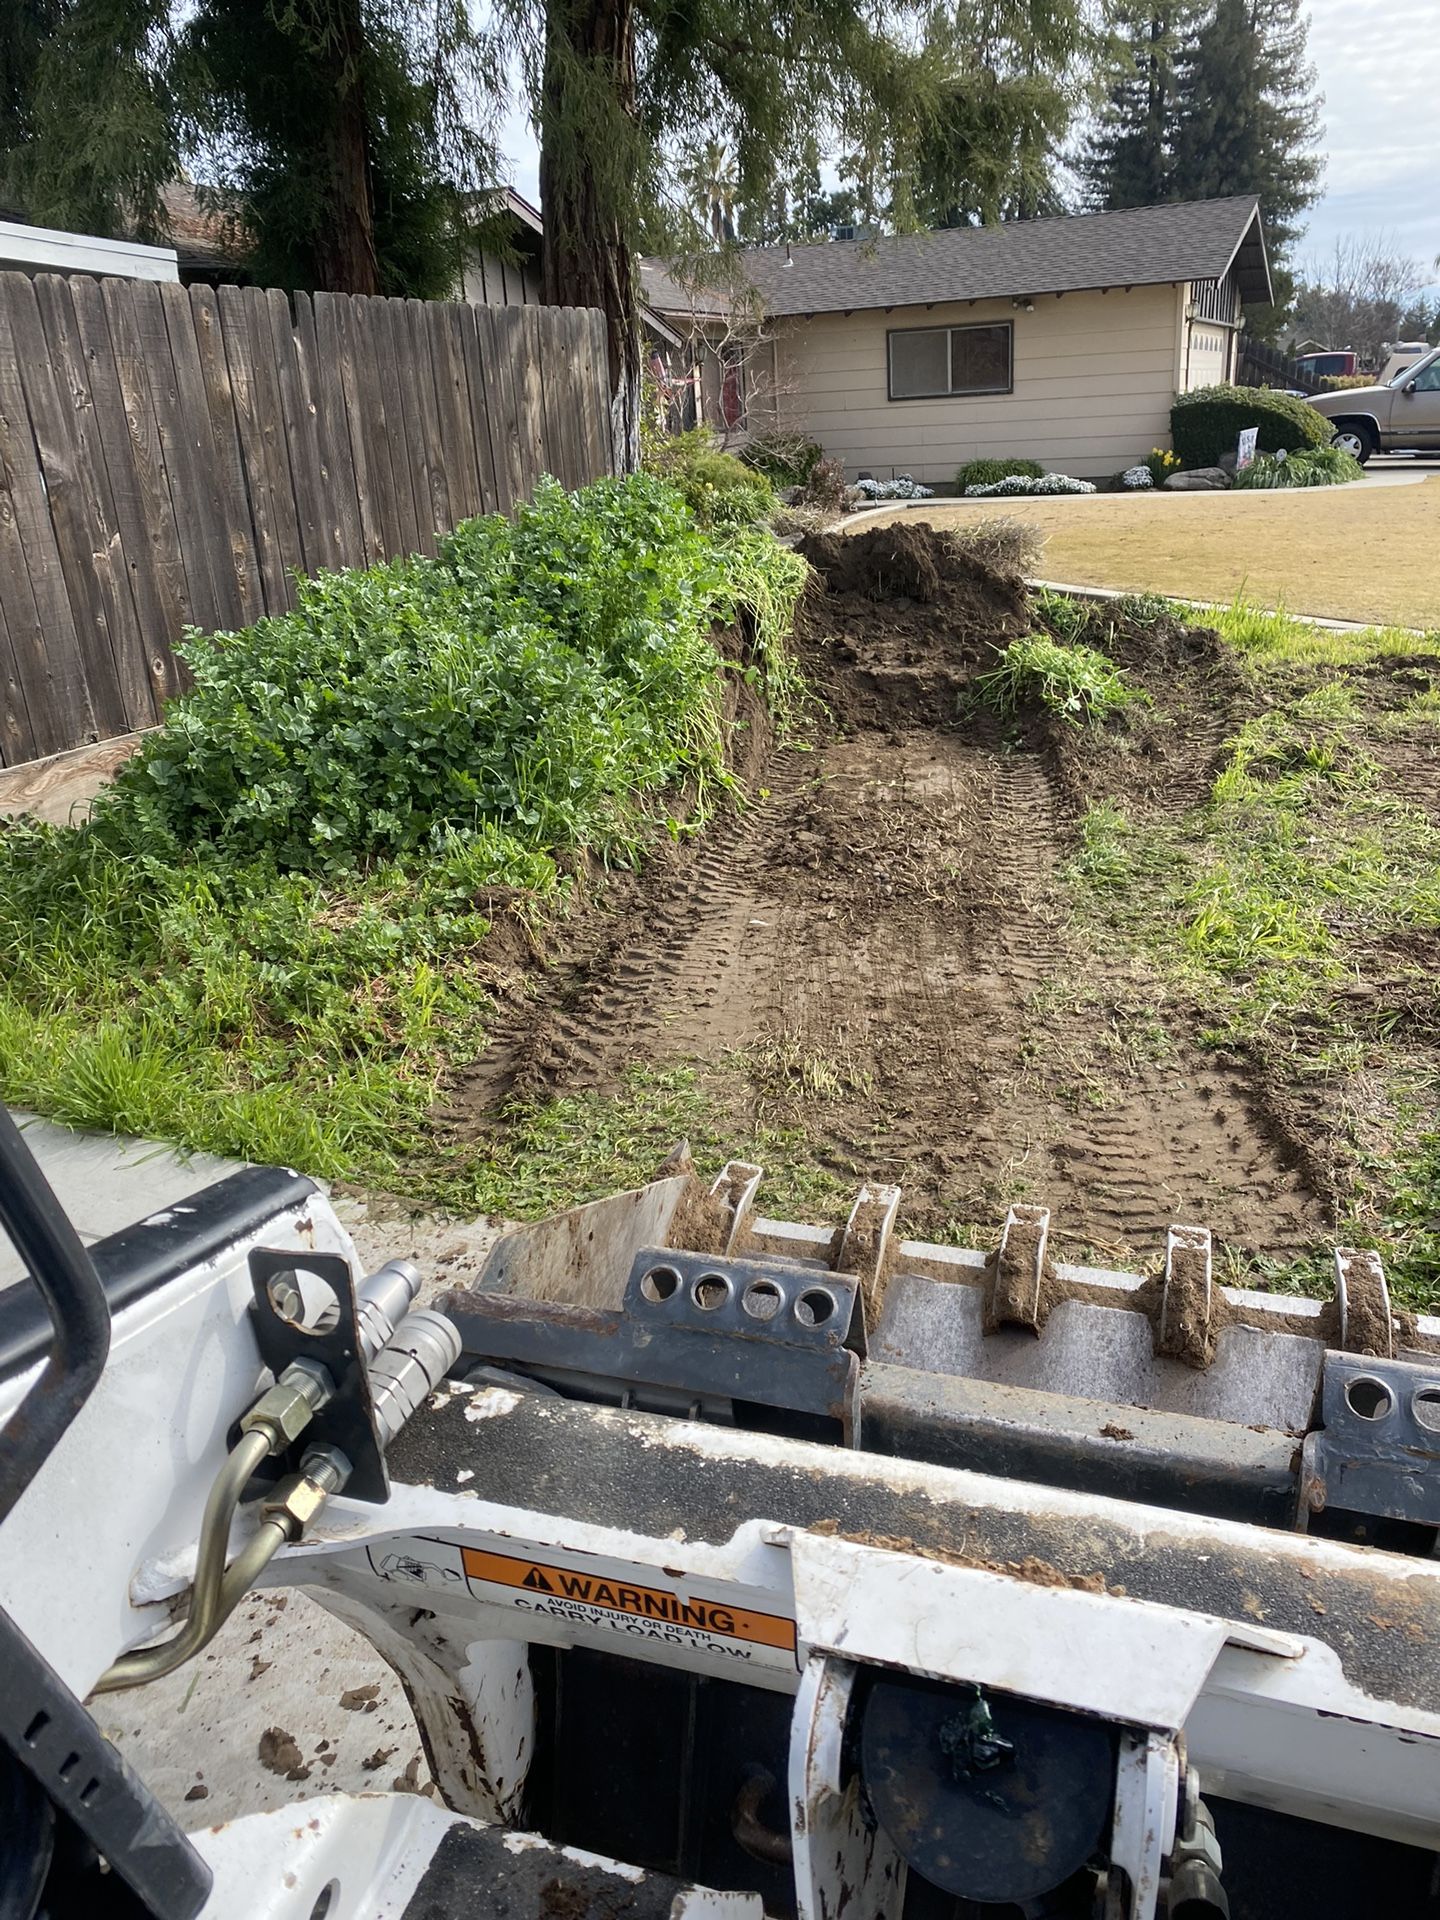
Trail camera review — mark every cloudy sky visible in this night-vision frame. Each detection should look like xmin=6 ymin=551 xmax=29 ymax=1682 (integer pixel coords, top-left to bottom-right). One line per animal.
xmin=1302 ymin=0 xmax=1439 ymax=274
xmin=495 ymin=0 xmax=1439 ymax=280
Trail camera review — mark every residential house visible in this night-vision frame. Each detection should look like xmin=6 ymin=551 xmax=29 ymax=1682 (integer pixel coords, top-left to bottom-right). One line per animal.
xmin=643 ymin=196 xmax=1271 ymax=480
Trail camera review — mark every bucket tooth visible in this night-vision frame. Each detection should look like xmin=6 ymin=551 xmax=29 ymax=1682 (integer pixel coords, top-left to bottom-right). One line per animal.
xmin=1334 ymin=1247 xmax=1394 ymax=1358
xmin=833 ymin=1184 xmax=901 ymax=1349
xmin=708 ymin=1160 xmax=764 ymax=1257
xmin=985 ymin=1204 xmax=1050 ymax=1334
xmin=1158 ymin=1223 xmax=1216 ymax=1369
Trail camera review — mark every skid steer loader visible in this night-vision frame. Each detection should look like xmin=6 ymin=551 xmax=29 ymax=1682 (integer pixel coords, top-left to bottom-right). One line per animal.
xmin=1 ymin=1104 xmax=1438 ymax=1920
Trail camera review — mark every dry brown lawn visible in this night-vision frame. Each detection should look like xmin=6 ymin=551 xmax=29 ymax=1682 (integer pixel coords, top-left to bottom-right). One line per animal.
xmin=858 ymin=475 xmax=1440 ymax=629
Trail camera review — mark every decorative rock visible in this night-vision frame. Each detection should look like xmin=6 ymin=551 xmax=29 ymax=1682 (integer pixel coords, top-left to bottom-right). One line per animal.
xmin=1164 ymin=466 xmax=1231 ymax=491
xmin=1217 ymin=450 xmax=1239 ymax=476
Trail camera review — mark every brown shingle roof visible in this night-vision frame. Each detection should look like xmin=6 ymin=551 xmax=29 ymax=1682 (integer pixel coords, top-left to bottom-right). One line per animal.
xmin=650 ymin=196 xmax=1270 ymax=320
xmin=159 ymin=183 xmax=251 ymax=271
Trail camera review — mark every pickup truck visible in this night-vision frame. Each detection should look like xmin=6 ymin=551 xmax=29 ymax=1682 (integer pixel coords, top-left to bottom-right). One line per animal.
xmin=1309 ymin=346 xmax=1440 ymax=462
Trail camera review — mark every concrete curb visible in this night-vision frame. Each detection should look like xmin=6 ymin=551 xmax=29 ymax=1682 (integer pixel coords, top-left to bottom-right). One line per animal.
xmin=1026 ymin=578 xmax=1430 ymax=638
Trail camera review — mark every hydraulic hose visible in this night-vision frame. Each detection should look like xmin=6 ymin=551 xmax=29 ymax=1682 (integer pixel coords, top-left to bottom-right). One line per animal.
xmin=93 ymin=1302 xmax=455 ymax=1694
xmin=92 ymin=1427 xmax=271 ymax=1694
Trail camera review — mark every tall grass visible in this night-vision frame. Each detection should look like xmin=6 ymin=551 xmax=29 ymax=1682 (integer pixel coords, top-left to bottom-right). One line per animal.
xmin=1201 ymin=595 xmax=1433 ymax=665
xmin=976 ymin=633 xmax=1148 ymax=726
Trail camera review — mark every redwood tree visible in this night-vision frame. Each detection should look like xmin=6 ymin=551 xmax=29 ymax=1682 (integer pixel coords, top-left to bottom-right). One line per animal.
xmin=7 ymin=0 xmax=505 ymax=297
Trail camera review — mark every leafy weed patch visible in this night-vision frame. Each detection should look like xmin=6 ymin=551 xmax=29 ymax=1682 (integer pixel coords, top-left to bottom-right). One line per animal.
xmin=0 ymin=475 xmax=808 ymax=1181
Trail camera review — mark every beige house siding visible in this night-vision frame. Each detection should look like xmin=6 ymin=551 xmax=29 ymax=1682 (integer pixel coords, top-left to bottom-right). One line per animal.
xmin=462 ymin=252 xmax=543 ymax=307
xmin=769 ymin=284 xmax=1186 ymax=481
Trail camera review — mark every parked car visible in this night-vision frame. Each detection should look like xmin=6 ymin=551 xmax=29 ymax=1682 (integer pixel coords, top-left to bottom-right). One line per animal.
xmin=1295 ymin=348 xmax=1360 ymax=380
xmin=1309 ymin=347 xmax=1440 ymax=462
xmin=1377 ymin=341 xmax=1432 ymax=385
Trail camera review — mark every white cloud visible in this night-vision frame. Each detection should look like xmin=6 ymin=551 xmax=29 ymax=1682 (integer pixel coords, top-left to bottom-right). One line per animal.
xmin=1300 ymin=0 xmax=1440 ymax=269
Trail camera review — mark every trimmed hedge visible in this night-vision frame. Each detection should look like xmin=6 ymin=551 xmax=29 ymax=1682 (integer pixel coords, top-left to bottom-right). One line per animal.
xmin=1171 ymin=384 xmax=1330 ymax=469
xmin=956 ymin=456 xmax=1044 ymax=489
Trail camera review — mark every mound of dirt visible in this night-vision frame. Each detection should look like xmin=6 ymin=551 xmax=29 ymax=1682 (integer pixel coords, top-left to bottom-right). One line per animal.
xmin=801 ymin=524 xmax=948 ymax=603
xmin=796 ymin=525 xmax=1030 ymax=730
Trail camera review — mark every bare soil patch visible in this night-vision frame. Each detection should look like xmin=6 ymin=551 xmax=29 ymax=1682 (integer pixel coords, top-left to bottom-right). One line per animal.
xmin=444 ymin=527 xmax=1332 ymax=1267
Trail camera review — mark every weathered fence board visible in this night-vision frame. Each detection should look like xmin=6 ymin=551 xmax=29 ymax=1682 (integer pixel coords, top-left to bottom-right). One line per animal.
xmin=0 ymin=274 xmax=615 ymax=766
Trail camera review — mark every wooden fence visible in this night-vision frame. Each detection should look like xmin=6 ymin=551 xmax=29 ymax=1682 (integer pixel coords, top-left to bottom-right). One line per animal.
xmin=0 ymin=273 xmax=614 ymax=768
xmin=1236 ymin=335 xmax=1322 ymax=396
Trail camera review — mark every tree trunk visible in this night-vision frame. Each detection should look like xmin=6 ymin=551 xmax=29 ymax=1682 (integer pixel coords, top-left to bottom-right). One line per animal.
xmin=312 ymin=0 xmax=381 ymax=294
xmin=538 ymin=0 xmax=642 ymax=473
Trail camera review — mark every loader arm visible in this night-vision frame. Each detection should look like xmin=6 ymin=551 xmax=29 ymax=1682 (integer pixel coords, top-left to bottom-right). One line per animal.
xmin=2 ymin=1139 xmax=1439 ymax=1920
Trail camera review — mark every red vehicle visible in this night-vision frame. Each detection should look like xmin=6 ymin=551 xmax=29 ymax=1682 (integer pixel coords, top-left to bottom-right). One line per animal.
xmin=1294 ymin=348 xmax=1360 ymax=379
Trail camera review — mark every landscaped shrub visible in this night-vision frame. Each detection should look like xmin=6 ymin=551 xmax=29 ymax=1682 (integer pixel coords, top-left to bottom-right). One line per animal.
xmin=965 ymin=473 xmax=1097 ymax=497
xmin=645 ymin=426 xmax=775 ymax=526
xmin=1233 ymin=445 xmax=1365 ymax=490
xmin=796 ymin=456 xmax=852 ymax=514
xmin=1171 ymin=384 xmax=1330 ymax=469
xmin=852 ymin=474 xmax=934 ymax=500
xmin=1121 ymin=465 xmax=1153 ymax=489
xmin=957 ymin=456 xmax=1044 ymax=490
xmin=741 ymin=431 xmax=824 ymax=488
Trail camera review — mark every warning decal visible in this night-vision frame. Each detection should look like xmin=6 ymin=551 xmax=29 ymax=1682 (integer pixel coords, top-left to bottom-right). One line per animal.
xmin=460 ymin=1546 xmax=797 ymax=1663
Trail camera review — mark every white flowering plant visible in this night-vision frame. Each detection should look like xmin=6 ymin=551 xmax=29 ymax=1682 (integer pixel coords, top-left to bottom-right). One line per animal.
xmin=851 ymin=475 xmax=935 ymax=500
xmin=1121 ymin=465 xmax=1154 ymax=489
xmin=964 ymin=473 xmax=1097 ymax=497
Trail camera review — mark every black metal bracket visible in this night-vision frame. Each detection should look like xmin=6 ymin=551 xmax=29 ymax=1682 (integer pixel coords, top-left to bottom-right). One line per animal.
xmin=1299 ymin=1352 xmax=1440 ymax=1527
xmin=623 ymin=1247 xmax=860 ymax=1351
xmin=247 ymin=1246 xmax=390 ymax=1503
xmin=440 ymin=1247 xmax=862 ymax=1438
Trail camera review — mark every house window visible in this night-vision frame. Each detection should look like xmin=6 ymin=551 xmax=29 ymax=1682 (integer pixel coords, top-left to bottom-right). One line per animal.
xmin=887 ymin=323 xmax=1013 ymax=401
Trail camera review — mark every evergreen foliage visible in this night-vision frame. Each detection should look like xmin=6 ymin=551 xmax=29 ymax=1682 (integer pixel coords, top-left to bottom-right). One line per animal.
xmin=1080 ymin=0 xmax=1322 ymax=326
xmin=2 ymin=0 xmax=505 ymax=296
xmin=1170 ymin=0 xmax=1320 ymax=257
xmin=1079 ymin=3 xmax=1194 ymax=212
xmin=2 ymin=0 xmax=176 ymax=240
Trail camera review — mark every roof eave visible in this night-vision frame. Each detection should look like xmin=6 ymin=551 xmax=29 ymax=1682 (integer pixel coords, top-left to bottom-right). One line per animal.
xmin=1214 ymin=201 xmax=1273 ymax=307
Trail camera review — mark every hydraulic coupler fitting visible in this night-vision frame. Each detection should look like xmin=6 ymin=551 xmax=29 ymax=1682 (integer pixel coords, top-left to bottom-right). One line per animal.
xmin=261 ymin=1443 xmax=354 ymax=1541
xmin=368 ymin=1309 xmax=462 ymax=1450
xmin=240 ymin=1355 xmax=333 ymax=1453
xmin=356 ymin=1259 xmax=422 ymax=1360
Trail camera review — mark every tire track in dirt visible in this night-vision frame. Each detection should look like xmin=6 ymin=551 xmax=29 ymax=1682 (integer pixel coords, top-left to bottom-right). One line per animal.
xmin=452 ymin=749 xmax=811 ymax=1105
xmin=963 ymin=743 xmax=1320 ymax=1259
xmin=447 ymin=525 xmax=1330 ymax=1267
xmin=749 ymin=727 xmax=1324 ymax=1261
